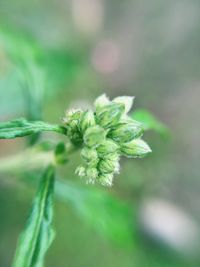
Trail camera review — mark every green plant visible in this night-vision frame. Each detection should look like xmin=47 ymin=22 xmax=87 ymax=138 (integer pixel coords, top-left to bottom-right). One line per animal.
xmin=0 ymin=23 xmax=170 ymax=267
xmin=0 ymin=94 xmax=152 ymax=267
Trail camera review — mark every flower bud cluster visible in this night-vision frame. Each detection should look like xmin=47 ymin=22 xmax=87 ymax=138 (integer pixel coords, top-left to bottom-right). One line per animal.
xmin=64 ymin=94 xmax=151 ymax=186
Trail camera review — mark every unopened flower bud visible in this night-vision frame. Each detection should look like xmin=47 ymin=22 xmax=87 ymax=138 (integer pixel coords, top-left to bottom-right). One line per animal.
xmin=81 ymin=147 xmax=98 ymax=166
xmin=67 ymin=120 xmax=82 ymax=145
xmin=98 ymin=158 xmax=117 ymax=174
xmin=120 ymin=139 xmax=152 ymax=158
xmin=64 ymin=94 xmax=152 ymax=187
xmin=84 ymin=125 xmax=106 ymax=148
xmin=97 ymin=139 xmax=119 ymax=156
xmin=113 ymin=96 xmax=134 ymax=114
xmin=80 ymin=110 xmax=95 ymax=132
xmin=103 ymin=152 xmax=120 ymax=161
xmin=98 ymin=173 xmax=114 ymax=187
xmin=95 ymin=102 xmax=125 ymax=128
xmin=108 ymin=120 xmax=143 ymax=143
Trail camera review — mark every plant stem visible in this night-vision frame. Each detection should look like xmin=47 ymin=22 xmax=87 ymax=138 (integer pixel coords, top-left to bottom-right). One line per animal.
xmin=0 ymin=149 xmax=53 ymax=173
xmin=0 ymin=142 xmax=77 ymax=174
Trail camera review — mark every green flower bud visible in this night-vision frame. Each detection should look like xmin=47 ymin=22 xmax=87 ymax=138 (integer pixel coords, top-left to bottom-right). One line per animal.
xmin=80 ymin=110 xmax=95 ymax=132
xmin=97 ymin=139 xmax=119 ymax=156
xmin=103 ymin=152 xmax=120 ymax=162
xmin=67 ymin=120 xmax=82 ymax=145
xmin=108 ymin=120 xmax=143 ymax=143
xmin=81 ymin=147 xmax=98 ymax=167
xmin=98 ymin=158 xmax=117 ymax=174
xmin=95 ymin=102 xmax=125 ymax=128
xmin=64 ymin=94 xmax=152 ymax=187
xmin=113 ymin=96 xmax=134 ymax=114
xmin=84 ymin=125 xmax=106 ymax=148
xmin=63 ymin=109 xmax=84 ymax=145
xmin=120 ymin=139 xmax=152 ymax=158
xmin=85 ymin=167 xmax=98 ymax=184
xmin=98 ymin=173 xmax=114 ymax=187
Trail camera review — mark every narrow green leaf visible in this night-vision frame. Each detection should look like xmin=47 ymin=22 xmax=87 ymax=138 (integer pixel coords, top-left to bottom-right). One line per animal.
xmin=131 ymin=109 xmax=169 ymax=137
xmin=12 ymin=165 xmax=55 ymax=267
xmin=0 ymin=118 xmax=67 ymax=139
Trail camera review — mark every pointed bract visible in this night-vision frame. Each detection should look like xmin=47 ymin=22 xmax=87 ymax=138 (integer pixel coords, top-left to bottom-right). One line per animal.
xmin=113 ymin=96 xmax=134 ymax=114
xmin=95 ymin=102 xmax=125 ymax=128
xmin=94 ymin=94 xmax=110 ymax=109
xmin=80 ymin=110 xmax=95 ymax=132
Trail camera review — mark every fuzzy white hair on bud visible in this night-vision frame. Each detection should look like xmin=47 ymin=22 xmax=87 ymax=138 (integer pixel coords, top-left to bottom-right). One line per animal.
xmin=85 ymin=168 xmax=98 ymax=184
xmin=81 ymin=147 xmax=98 ymax=167
xmin=65 ymin=108 xmax=82 ymax=118
xmin=99 ymin=173 xmax=114 ymax=187
xmin=64 ymin=108 xmax=83 ymax=124
xmin=75 ymin=166 xmax=86 ymax=177
xmin=114 ymin=160 xmax=120 ymax=174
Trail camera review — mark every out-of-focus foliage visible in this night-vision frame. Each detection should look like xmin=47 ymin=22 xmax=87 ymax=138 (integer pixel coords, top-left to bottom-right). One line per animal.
xmin=132 ymin=109 xmax=169 ymax=138
xmin=55 ymin=179 xmax=134 ymax=246
xmin=0 ymin=26 xmax=95 ymax=117
xmin=0 ymin=27 xmax=46 ymax=126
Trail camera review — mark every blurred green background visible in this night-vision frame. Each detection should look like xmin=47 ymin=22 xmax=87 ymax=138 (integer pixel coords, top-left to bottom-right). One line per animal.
xmin=0 ymin=0 xmax=200 ymax=266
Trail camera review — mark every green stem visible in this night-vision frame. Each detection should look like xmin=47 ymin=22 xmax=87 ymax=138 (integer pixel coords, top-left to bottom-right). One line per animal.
xmin=0 ymin=142 xmax=77 ymax=174
xmin=0 ymin=149 xmax=53 ymax=173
